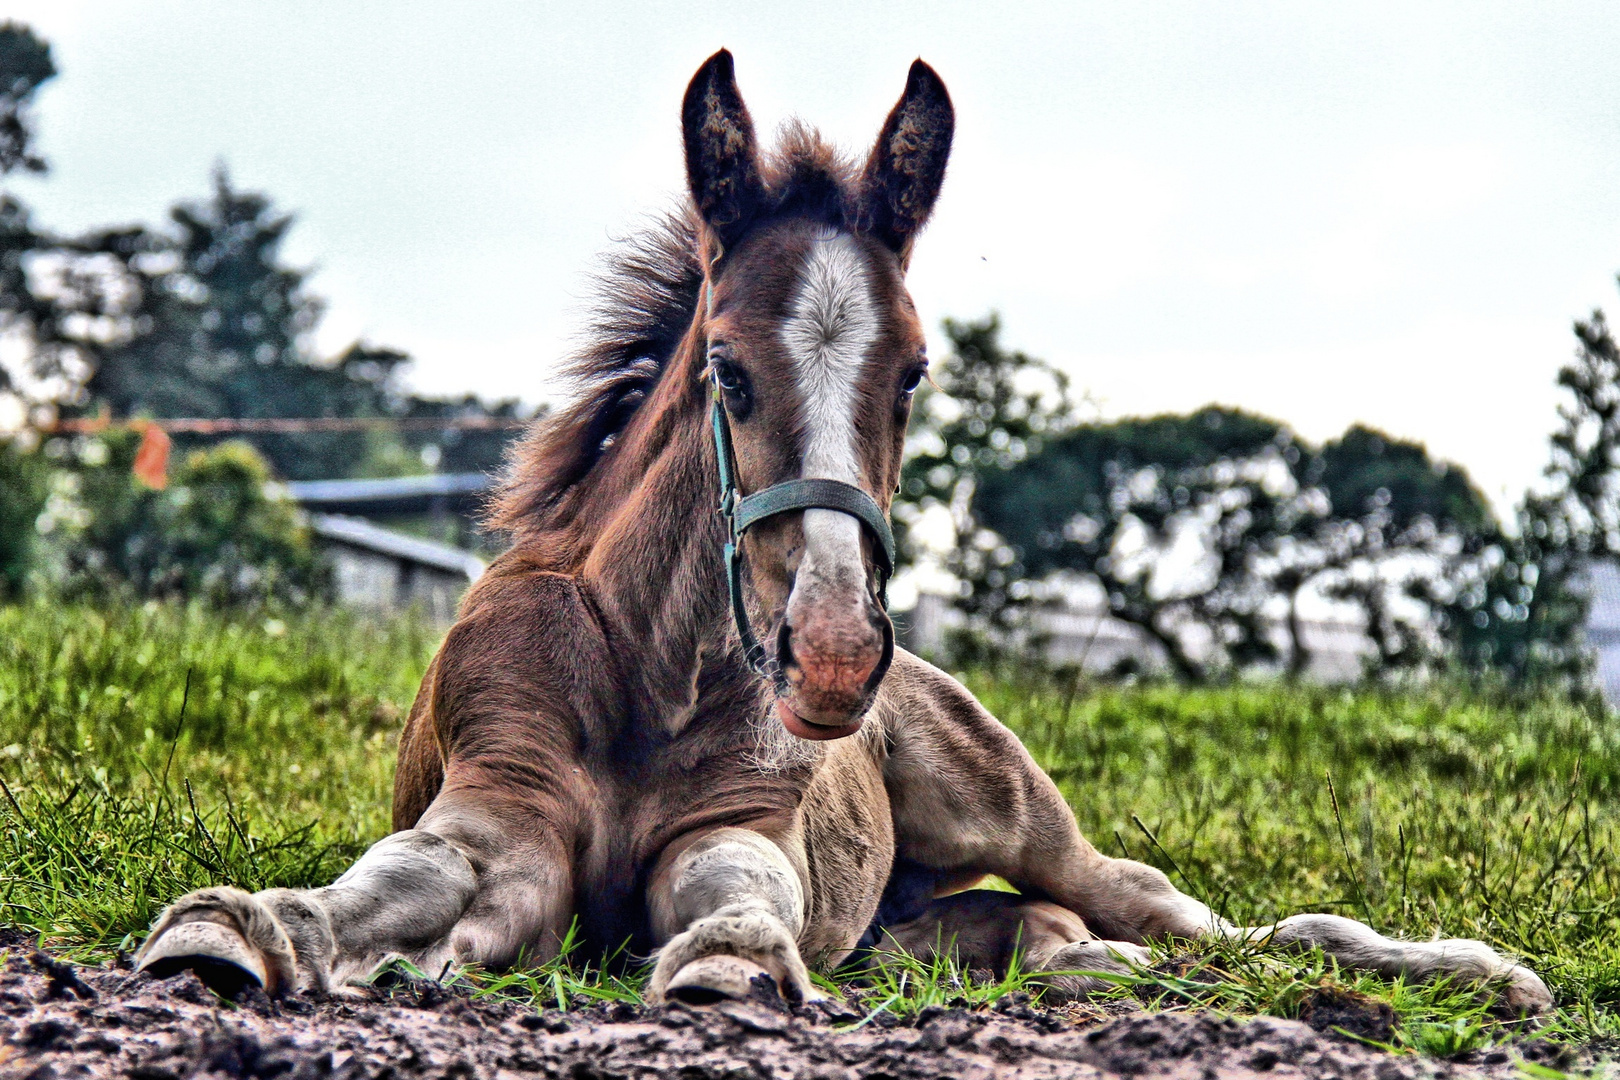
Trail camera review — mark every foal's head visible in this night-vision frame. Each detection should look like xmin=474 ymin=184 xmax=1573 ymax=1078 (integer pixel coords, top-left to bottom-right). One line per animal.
xmin=682 ymin=50 xmax=953 ymax=741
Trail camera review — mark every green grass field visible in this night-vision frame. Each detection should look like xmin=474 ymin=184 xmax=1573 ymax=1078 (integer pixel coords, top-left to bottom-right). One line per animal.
xmin=1 ymin=600 xmax=1616 ymax=1057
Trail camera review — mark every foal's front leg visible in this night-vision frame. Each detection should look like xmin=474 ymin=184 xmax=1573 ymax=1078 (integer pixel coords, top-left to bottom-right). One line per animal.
xmin=137 ymin=792 xmax=573 ymax=996
xmin=645 ymin=827 xmax=821 ymax=1005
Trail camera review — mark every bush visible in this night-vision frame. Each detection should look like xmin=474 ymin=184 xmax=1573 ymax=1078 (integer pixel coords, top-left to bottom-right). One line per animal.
xmin=0 ymin=438 xmax=48 ymax=599
xmin=29 ymin=431 xmax=330 ymax=605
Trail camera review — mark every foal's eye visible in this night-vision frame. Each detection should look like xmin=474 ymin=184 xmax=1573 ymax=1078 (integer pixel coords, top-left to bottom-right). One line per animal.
xmin=900 ymin=367 xmax=926 ymax=395
xmin=713 ymin=360 xmax=745 ymax=394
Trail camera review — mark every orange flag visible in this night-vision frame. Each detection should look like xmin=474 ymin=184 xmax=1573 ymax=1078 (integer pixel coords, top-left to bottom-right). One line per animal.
xmin=132 ymin=422 xmax=171 ymax=490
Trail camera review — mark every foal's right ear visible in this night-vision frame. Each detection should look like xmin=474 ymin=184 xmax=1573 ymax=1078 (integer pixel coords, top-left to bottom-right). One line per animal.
xmin=682 ymin=49 xmax=765 ymax=249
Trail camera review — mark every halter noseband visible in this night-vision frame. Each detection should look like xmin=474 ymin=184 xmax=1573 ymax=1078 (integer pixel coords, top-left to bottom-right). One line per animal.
xmin=703 ymin=279 xmax=896 ymax=687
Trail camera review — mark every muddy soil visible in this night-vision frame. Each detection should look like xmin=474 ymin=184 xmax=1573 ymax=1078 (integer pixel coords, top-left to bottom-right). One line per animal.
xmin=0 ymin=940 xmax=1585 ymax=1080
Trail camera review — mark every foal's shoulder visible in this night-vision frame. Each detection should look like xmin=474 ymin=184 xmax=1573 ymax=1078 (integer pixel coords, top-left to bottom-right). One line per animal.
xmin=431 ymin=556 xmax=613 ymax=741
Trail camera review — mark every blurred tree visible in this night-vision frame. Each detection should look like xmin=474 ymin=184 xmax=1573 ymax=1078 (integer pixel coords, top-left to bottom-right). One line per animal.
xmin=17 ymin=166 xmax=524 ymax=482
xmin=1303 ymin=426 xmax=1497 ymax=675
xmin=976 ymin=405 xmax=1312 ymax=680
xmin=0 ymin=22 xmax=55 ymax=401
xmin=895 ymin=314 xmax=1074 ymax=653
xmin=0 ymin=438 xmax=46 ymax=597
xmin=0 ymin=22 xmax=524 ymax=487
xmin=1440 ymin=303 xmax=1620 ymax=691
xmin=68 ymin=168 xmax=384 ymax=480
xmin=903 ymin=318 xmax=1500 ymax=681
xmin=0 ymin=21 xmax=53 ymax=176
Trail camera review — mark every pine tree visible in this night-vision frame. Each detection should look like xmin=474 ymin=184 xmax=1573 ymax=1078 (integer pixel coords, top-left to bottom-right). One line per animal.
xmin=0 ymin=22 xmax=54 ymax=176
xmin=1443 ymin=303 xmax=1620 ymax=691
xmin=0 ymin=22 xmax=56 ymax=400
xmin=65 ymin=170 xmax=413 ymax=479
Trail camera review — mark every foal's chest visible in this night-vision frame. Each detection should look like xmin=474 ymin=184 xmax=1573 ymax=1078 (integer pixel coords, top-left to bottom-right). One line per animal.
xmin=567 ymin=736 xmax=820 ymax=954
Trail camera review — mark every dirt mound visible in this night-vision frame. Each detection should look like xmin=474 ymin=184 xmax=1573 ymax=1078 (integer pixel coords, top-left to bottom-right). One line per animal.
xmin=0 ymin=943 xmax=1578 ymax=1080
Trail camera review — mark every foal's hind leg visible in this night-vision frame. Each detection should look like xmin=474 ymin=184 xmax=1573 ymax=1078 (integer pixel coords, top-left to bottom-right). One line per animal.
xmin=137 ymin=791 xmax=574 ymax=996
xmin=880 ymin=651 xmax=1553 ymax=1012
xmin=878 ymin=890 xmax=1152 ymax=1000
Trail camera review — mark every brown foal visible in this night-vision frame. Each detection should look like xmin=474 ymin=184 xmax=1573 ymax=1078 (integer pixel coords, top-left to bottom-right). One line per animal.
xmin=137 ymin=50 xmax=1551 ymax=1014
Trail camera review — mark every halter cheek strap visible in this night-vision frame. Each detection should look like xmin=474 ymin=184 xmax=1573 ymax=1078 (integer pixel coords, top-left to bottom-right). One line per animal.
xmin=709 ymin=380 xmax=896 ymax=685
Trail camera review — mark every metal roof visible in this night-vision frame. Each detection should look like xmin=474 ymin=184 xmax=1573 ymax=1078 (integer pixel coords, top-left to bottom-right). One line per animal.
xmin=273 ymin=473 xmax=492 ymax=516
xmin=308 ymin=514 xmax=486 ymax=580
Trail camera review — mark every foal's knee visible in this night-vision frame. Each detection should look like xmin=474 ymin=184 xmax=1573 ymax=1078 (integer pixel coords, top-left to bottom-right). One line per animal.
xmin=650 ymin=829 xmax=805 ymax=940
xmin=318 ymin=830 xmax=479 ymax=952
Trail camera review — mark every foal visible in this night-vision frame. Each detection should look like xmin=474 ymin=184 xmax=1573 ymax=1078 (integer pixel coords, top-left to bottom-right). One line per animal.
xmin=137 ymin=50 xmax=1552 ymax=1014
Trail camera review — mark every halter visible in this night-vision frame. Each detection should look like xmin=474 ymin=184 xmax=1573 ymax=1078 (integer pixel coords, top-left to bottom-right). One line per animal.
xmin=703 ymin=279 xmax=896 ymax=687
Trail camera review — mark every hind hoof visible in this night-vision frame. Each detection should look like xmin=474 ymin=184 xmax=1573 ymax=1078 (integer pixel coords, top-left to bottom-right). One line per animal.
xmin=663 ymin=955 xmax=774 ymax=1005
xmin=1502 ymin=965 xmax=1554 ymax=1015
xmin=138 ymin=902 xmax=283 ymax=998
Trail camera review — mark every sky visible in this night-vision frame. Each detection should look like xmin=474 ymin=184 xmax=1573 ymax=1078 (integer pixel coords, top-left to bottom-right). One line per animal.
xmin=8 ymin=1 xmax=1620 ymax=516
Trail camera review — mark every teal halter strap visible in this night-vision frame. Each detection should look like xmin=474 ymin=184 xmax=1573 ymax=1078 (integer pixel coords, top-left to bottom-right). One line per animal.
xmin=709 ymin=383 xmax=895 ymax=684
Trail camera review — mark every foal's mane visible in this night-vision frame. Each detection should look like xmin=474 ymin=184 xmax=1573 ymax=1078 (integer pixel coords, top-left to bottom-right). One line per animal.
xmin=488 ymin=125 xmax=862 ymax=540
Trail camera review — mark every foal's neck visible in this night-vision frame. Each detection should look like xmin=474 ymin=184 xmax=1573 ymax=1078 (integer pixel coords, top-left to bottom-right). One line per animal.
xmin=576 ymin=335 xmax=745 ymax=734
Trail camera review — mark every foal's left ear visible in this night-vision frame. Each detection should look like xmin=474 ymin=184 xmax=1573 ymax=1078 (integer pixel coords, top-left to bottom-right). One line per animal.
xmin=682 ymin=49 xmax=766 ymax=250
xmin=859 ymin=60 xmax=955 ymax=260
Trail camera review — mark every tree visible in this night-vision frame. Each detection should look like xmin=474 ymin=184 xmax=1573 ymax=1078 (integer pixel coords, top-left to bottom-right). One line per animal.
xmin=902 ymin=317 xmax=1500 ymax=681
xmin=0 ymin=437 xmax=46 ymax=597
xmin=1441 ymin=303 xmax=1620 ymax=691
xmin=895 ymin=314 xmax=1074 ymax=650
xmin=0 ymin=22 xmax=56 ymax=402
xmin=976 ymin=405 xmax=1317 ymax=680
xmin=0 ymin=22 xmax=53 ymax=177
xmin=67 ymin=168 xmax=360 ymax=479
xmin=31 ymin=430 xmax=328 ymax=605
xmin=1290 ymin=426 xmax=1498 ymax=675
xmin=20 ymin=167 xmax=524 ymax=482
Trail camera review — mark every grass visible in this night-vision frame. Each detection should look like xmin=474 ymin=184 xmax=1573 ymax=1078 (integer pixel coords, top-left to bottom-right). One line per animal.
xmin=0 ymin=599 xmax=1616 ymax=1058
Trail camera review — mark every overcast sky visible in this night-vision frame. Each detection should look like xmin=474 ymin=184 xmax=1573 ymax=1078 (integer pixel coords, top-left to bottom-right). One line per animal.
xmin=9 ymin=1 xmax=1620 ymax=514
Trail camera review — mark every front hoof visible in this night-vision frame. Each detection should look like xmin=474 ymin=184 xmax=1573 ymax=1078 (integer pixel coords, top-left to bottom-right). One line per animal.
xmin=139 ymin=918 xmax=267 ymax=997
xmin=136 ymin=887 xmax=295 ymax=998
xmin=663 ymin=955 xmax=774 ymax=1006
xmin=649 ymin=907 xmax=824 ymax=1007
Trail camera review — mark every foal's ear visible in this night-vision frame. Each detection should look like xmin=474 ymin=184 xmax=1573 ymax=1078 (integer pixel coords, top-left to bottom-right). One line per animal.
xmin=860 ymin=60 xmax=954 ymax=259
xmin=682 ymin=49 xmax=765 ymax=249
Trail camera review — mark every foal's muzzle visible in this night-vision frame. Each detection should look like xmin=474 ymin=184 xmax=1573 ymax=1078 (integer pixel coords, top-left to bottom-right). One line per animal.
xmin=773 ymin=597 xmax=894 ymax=740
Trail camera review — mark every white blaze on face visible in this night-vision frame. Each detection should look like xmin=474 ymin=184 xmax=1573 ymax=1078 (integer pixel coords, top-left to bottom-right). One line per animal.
xmin=781 ymin=230 xmax=879 ymax=599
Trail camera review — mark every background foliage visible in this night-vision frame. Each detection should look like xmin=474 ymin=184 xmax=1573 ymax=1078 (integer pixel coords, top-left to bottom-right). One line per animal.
xmin=901 ymin=313 xmax=1617 ymax=692
xmin=0 ymin=23 xmax=525 ymax=486
xmin=26 ymin=431 xmax=329 ymax=605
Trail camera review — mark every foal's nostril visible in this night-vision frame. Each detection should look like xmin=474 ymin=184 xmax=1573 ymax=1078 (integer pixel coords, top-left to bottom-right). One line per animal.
xmin=774 ymin=620 xmax=796 ymax=674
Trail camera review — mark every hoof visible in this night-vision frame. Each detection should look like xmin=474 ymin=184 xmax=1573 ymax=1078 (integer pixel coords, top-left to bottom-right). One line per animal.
xmin=1502 ymin=966 xmax=1554 ymax=1015
xmin=138 ymin=912 xmax=272 ymax=998
xmin=663 ymin=955 xmax=773 ymax=1006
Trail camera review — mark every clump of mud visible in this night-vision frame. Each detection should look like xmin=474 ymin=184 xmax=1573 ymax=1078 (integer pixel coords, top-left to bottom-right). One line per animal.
xmin=0 ymin=938 xmax=1580 ymax=1079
